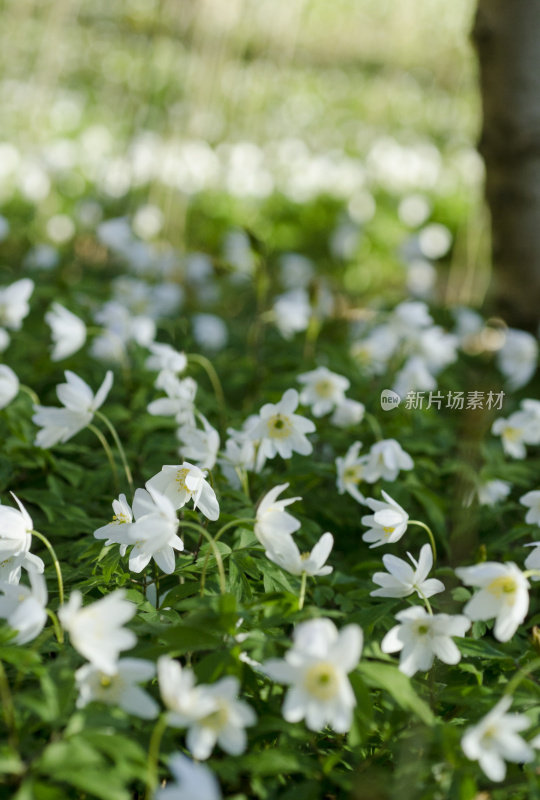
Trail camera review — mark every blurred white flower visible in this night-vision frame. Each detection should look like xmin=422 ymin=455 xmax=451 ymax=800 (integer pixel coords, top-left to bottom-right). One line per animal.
xmin=351 ymin=326 xmax=397 ymax=376
xmin=456 ymin=562 xmax=529 ymax=642
xmin=45 ymin=302 xmax=87 ymax=361
xmin=393 ymin=356 xmax=436 ymax=398
xmin=297 ymin=367 xmax=350 ymax=417
xmin=0 ymin=365 xmax=19 ymax=409
xmin=32 ymin=370 xmax=113 ymax=448
xmin=476 ymin=479 xmax=512 ymax=507
xmin=177 ymin=415 xmax=220 ymax=470
xmin=497 ymin=329 xmax=538 ymax=390
xmin=59 ymin=589 xmax=137 ymax=674
xmin=192 ymin=314 xmax=228 ymax=351
xmin=413 ymin=326 xmax=458 ymax=374
xmin=520 ymin=490 xmax=540 ymax=525
xmin=492 ymin=405 xmax=540 ymax=459
xmin=381 ymin=606 xmax=470 ymax=676
xmin=335 ymin=442 xmax=368 ymax=504
xmin=265 ymin=532 xmax=334 ymax=577
xmin=75 ymin=658 xmax=158 ymax=719
xmin=361 ymin=490 xmax=409 ymax=548
xmin=155 ymin=754 xmax=221 ymax=800
xmin=262 ymin=618 xmax=362 ymax=733
xmin=247 ymin=389 xmax=315 ymax=472
xmin=0 ymin=278 xmax=34 ymax=331
xmin=146 ymin=462 xmax=219 ymax=521
xmin=254 ymin=483 xmax=301 ymax=548
xmin=273 ymin=289 xmax=311 ymax=340
xmin=371 ymin=544 xmax=444 ymax=599
xmin=145 ymin=342 xmax=187 ymax=374
xmin=147 ymin=372 xmax=197 ymax=427
xmin=461 ymin=696 xmax=534 ymax=782
xmin=218 ymin=422 xmax=256 ymax=487
xmin=0 ymin=571 xmax=47 ymax=644
xmin=524 ymin=542 xmax=540 ymax=579
xmin=330 ymin=398 xmax=365 ymax=428
xmin=389 ymin=301 xmax=433 ymax=334
xmin=363 ymin=439 xmax=414 ymax=483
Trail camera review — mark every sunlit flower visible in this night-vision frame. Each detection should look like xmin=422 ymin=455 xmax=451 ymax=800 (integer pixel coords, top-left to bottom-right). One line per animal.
xmin=363 ymin=439 xmax=414 ymax=483
xmin=32 ymin=370 xmax=113 ymax=448
xmin=59 ymin=589 xmax=137 ymax=674
xmin=371 ymin=544 xmax=444 ymax=599
xmin=146 ymin=462 xmax=219 ymax=521
xmin=155 ymin=754 xmax=222 ymax=800
xmin=461 ymin=696 xmax=534 ymax=781
xmin=0 ymin=571 xmax=47 ymax=644
xmin=381 ymin=606 xmax=470 ymax=676
xmin=75 ymin=658 xmax=158 ymax=719
xmin=45 ymin=302 xmax=87 ymax=361
xmin=336 ymin=442 xmax=369 ymax=504
xmin=262 ymin=618 xmax=362 ymax=733
xmin=254 ymin=483 xmax=301 ymax=548
xmin=247 ymin=389 xmax=315 ymax=472
xmin=455 ymin=562 xmax=529 ymax=642
xmin=361 ymin=490 xmax=409 ymax=548
xmin=0 ymin=365 xmax=19 ymax=409
xmin=297 ymin=366 xmax=350 ymax=417
xmin=265 ymin=532 xmax=334 ymax=577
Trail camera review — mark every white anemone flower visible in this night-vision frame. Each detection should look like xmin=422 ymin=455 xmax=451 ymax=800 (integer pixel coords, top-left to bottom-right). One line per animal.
xmin=58 ymin=589 xmax=137 ymax=675
xmin=45 ymin=302 xmax=87 ymax=361
xmin=455 ymin=562 xmax=529 ymax=642
xmin=497 ymin=329 xmax=538 ymax=390
xmin=371 ymin=544 xmax=444 ymax=599
xmin=363 ymin=439 xmax=414 ymax=483
xmin=158 ymin=656 xmax=216 ymax=727
xmin=297 ymin=366 xmax=350 ymax=417
xmin=75 ymin=658 xmax=158 ymax=719
xmin=146 ymin=462 xmax=219 ymax=521
xmin=262 ymin=618 xmax=362 ymax=733
xmin=0 ymin=365 xmax=19 ymax=409
xmin=246 ymin=389 xmax=315 ymax=472
xmin=381 ymin=606 xmax=470 ymax=676
xmin=265 ymin=532 xmax=334 ymax=577
xmin=147 ymin=371 xmax=197 ymax=427
xmin=330 ymin=398 xmax=365 ymax=428
xmin=177 ymin=415 xmax=220 ymax=470
xmin=520 ymin=490 xmax=540 ymax=525
xmin=0 ymin=571 xmax=47 ymax=644
xmin=254 ymin=483 xmax=301 ymax=548
xmin=32 ymin=370 xmax=113 ymax=448
xmin=475 ymin=479 xmax=512 ymax=507
xmin=0 ymin=278 xmax=34 ymax=331
xmin=461 ymin=696 xmax=534 ymax=781
xmin=93 ymin=493 xmax=133 ymax=556
xmin=155 ymin=754 xmax=222 ymax=800
xmin=361 ymin=490 xmax=409 ymax=548
xmin=336 ymin=442 xmax=369 ymax=504
xmin=524 ymin=542 xmax=540 ymax=580
xmin=145 ymin=342 xmax=187 ymax=374
xmin=492 ymin=409 xmax=540 ymax=459
xmin=0 ymin=493 xmax=44 ymax=583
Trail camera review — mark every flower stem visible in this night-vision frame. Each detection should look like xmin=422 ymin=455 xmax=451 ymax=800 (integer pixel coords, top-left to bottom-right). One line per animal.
xmin=180 ymin=520 xmax=227 ymax=595
xmin=0 ymin=660 xmax=18 ymax=748
xmin=187 ymin=353 xmax=226 ymax=429
xmin=96 ymin=411 xmax=134 ymax=495
xmin=504 ymin=656 xmax=540 ymax=696
xmin=88 ymin=423 xmax=119 ymax=492
xmin=408 ymin=520 xmax=437 ymax=562
xmin=31 ymin=529 xmax=64 ymax=606
xmin=200 ymin=517 xmax=256 ymax=592
xmin=365 ymin=412 xmax=383 ymax=442
xmin=299 ymin=571 xmax=308 ymax=610
xmin=145 ymin=713 xmax=168 ymax=800
xmin=19 ymin=384 xmax=40 ymax=405
xmin=417 ymin=589 xmax=433 ymax=616
xmin=46 ymin=608 xmax=64 ymax=643
xmin=523 ymin=569 xmax=540 ymax=580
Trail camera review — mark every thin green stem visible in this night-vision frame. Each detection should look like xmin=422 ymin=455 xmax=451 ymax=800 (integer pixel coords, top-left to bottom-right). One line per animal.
xmin=31 ymin=529 xmax=64 ymax=606
xmin=505 ymin=657 xmax=540 ymax=697
xmin=236 ymin=467 xmax=251 ymax=500
xmin=96 ymin=411 xmax=134 ymax=495
xmin=417 ymin=588 xmax=433 ymax=616
xmin=199 ymin=517 xmax=256 ymax=591
xmin=0 ymin=660 xmax=17 ymax=748
xmin=88 ymin=423 xmax=119 ymax=492
xmin=46 ymin=608 xmax=64 ymax=643
xmin=298 ymin=571 xmax=308 ymax=610
xmin=19 ymin=384 xmax=40 ymax=405
xmin=365 ymin=412 xmax=383 ymax=442
xmin=187 ymin=353 xmax=226 ymax=429
xmin=523 ymin=569 xmax=540 ymax=580
xmin=408 ymin=520 xmax=437 ymax=562
xmin=145 ymin=713 xmax=168 ymax=800
xmin=180 ymin=520 xmax=226 ymax=595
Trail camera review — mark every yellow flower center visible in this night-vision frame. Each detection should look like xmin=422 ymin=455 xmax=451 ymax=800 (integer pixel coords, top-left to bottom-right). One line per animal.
xmin=112 ymin=513 xmax=130 ymax=524
xmin=201 ymin=702 xmax=229 ymax=731
xmin=488 ymin=576 xmax=517 ymax=597
xmin=176 ymin=467 xmax=190 ymax=491
xmin=267 ymin=414 xmax=292 ymax=439
xmin=416 ymin=624 xmax=430 ymax=636
xmin=343 ymin=466 xmax=363 ymax=484
xmin=504 ymin=427 xmax=521 ymax=442
xmin=304 ymin=662 xmax=339 ymax=701
xmin=100 ymin=675 xmax=113 ymax=688
xmin=315 ymin=379 xmax=334 ymax=398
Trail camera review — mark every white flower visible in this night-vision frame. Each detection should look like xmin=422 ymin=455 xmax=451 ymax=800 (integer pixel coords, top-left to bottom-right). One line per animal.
xmin=265 ymin=532 xmax=334 ymax=577
xmin=93 ymin=493 xmax=133 ymax=556
xmin=146 ymin=462 xmax=219 ymax=521
xmin=381 ymin=606 xmax=470 ymax=676
xmin=32 ymin=370 xmax=113 ymax=448
xmin=455 ymin=562 xmax=529 ymax=642
xmin=361 ymin=490 xmax=409 ymax=548
xmin=0 ymin=571 xmax=47 ymax=644
xmin=155 ymin=754 xmax=221 ymax=800
xmin=177 ymin=415 xmax=220 ymax=470
xmin=389 ymin=301 xmax=433 ymax=333
xmin=262 ymin=618 xmax=362 ymax=733
xmin=0 ymin=365 xmax=19 ymax=409
xmin=273 ymin=289 xmax=311 ymax=339
xmin=254 ymin=483 xmax=301 ymax=548
xmin=0 ymin=278 xmax=34 ymax=330
xmin=297 ymin=367 xmax=350 ymax=417
xmin=335 ymin=442 xmax=369 ymax=504
xmin=393 ymin=355 xmax=437 ymax=398
xmin=461 ymin=696 xmax=534 ymax=781
xmin=413 ymin=326 xmax=458 ymax=374
xmin=371 ymin=544 xmax=444 ymax=599
xmin=247 ymin=389 xmax=315 ymax=472
xmin=330 ymin=398 xmax=365 ymax=428
xmin=497 ymin=329 xmax=538 ymax=390
xmin=75 ymin=658 xmax=159 ymax=719
xmin=351 ymin=326 xmax=398 ymax=376
xmin=145 ymin=342 xmax=187 ymax=374
xmin=45 ymin=302 xmax=87 ymax=361
xmin=218 ymin=424 xmax=256 ymax=487
xmin=0 ymin=493 xmax=44 ymax=583
xmin=363 ymin=439 xmax=414 ymax=483
xmin=58 ymin=589 xmax=137 ymax=674
xmin=147 ymin=372 xmax=197 ymax=426
xmin=492 ymin=407 xmax=540 ymax=459
xmin=192 ymin=314 xmax=228 ymax=351
xmin=520 ymin=490 xmax=540 ymax=525
xmin=476 ymin=479 xmax=512 ymax=507
xmin=158 ymin=656 xmax=215 ymax=726
xmin=524 ymin=542 xmax=540 ymax=579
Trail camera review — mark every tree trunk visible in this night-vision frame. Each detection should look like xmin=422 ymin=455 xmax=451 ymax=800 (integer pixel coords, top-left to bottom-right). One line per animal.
xmin=473 ymin=0 xmax=540 ymax=330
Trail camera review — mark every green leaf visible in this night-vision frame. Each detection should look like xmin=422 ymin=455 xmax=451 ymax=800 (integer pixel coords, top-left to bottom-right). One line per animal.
xmin=357 ymin=662 xmax=435 ymax=726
